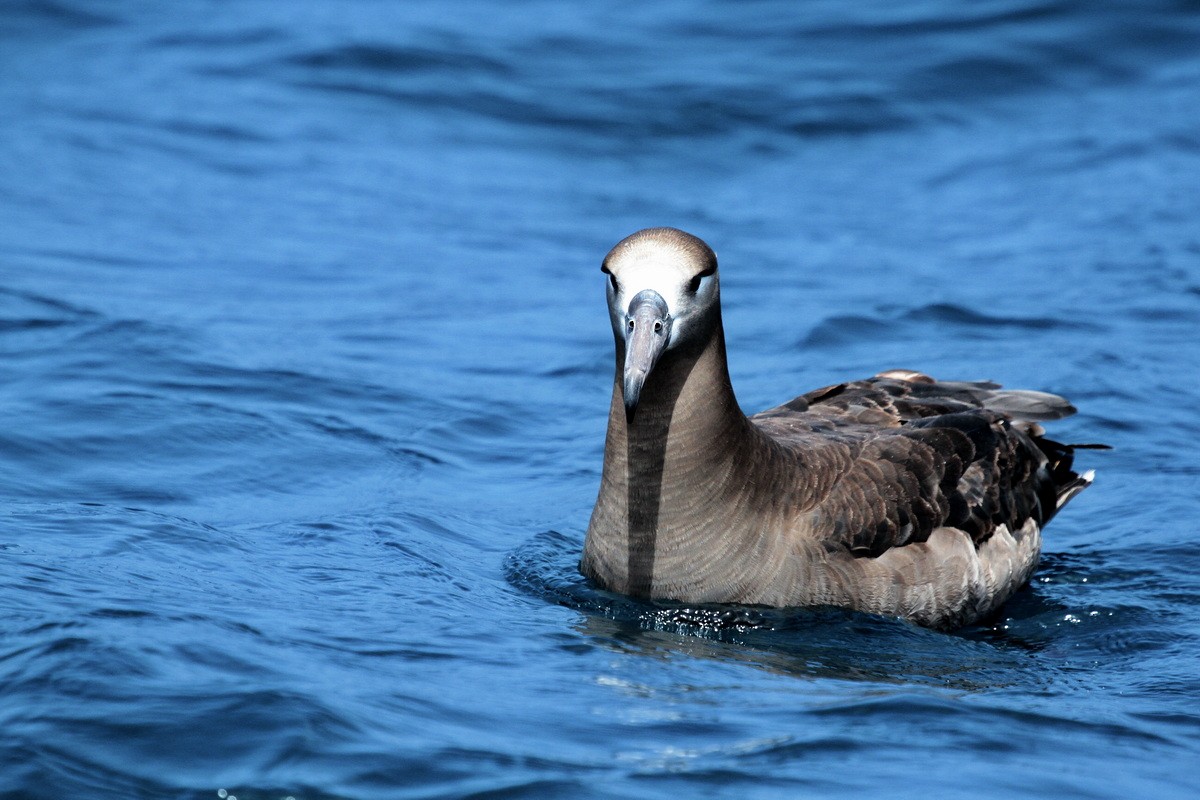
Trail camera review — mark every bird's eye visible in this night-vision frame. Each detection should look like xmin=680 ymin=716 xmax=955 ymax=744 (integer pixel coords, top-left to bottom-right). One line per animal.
xmin=687 ymin=268 xmax=715 ymax=293
xmin=608 ymin=273 xmax=618 ymax=292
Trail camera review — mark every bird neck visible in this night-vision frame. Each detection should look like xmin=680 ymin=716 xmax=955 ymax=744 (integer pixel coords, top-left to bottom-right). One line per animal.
xmin=615 ymin=322 xmax=749 ymax=472
xmin=585 ymin=321 xmax=768 ymax=597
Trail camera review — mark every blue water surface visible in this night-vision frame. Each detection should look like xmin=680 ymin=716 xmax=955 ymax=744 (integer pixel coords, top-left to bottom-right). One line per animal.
xmin=2 ymin=1 xmax=1199 ymax=798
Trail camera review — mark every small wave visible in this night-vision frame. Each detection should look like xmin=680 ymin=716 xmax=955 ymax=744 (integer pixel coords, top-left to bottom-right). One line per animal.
xmin=1 ymin=0 xmax=118 ymax=32
xmin=149 ymin=27 xmax=286 ymax=49
xmin=286 ymin=42 xmax=514 ymax=78
xmin=286 ymin=74 xmax=912 ymax=143
xmin=804 ymin=302 xmax=1100 ymax=347
xmin=159 ymin=118 xmax=274 ymax=145
xmin=903 ymin=302 xmax=1091 ymax=330
xmin=247 ymin=1 xmax=1200 ymax=149
xmin=0 ymin=286 xmax=101 ymax=356
xmin=906 ymin=54 xmax=1057 ymax=101
xmin=803 ymin=691 xmax=1173 ymax=750
xmin=0 ymin=286 xmax=100 ymax=319
xmin=802 ymin=314 xmax=892 ymax=348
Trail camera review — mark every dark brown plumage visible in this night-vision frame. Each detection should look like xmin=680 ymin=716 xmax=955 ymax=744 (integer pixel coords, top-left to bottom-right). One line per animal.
xmin=581 ymin=228 xmax=1097 ymax=629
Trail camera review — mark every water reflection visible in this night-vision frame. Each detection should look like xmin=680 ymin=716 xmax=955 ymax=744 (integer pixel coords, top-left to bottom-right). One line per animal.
xmin=507 ymin=529 xmax=1039 ymax=690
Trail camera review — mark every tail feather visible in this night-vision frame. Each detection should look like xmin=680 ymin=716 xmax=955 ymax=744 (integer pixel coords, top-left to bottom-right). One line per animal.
xmin=1056 ymin=469 xmax=1095 ymax=510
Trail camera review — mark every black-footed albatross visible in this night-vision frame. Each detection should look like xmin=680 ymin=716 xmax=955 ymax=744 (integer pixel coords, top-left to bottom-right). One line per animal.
xmin=580 ymin=227 xmax=1098 ymax=630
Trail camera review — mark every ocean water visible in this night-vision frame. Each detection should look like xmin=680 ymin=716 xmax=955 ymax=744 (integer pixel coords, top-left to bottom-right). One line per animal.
xmin=2 ymin=1 xmax=1199 ymax=797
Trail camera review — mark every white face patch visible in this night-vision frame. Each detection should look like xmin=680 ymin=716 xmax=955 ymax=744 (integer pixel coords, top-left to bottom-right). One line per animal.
xmin=604 ymin=240 xmax=719 ymax=349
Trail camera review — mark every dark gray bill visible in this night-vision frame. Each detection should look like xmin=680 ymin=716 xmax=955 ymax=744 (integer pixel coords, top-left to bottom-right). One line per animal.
xmin=622 ymin=289 xmax=672 ymax=421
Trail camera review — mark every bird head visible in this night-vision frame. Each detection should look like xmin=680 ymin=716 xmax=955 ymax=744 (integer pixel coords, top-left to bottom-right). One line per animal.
xmin=600 ymin=228 xmax=720 ymax=420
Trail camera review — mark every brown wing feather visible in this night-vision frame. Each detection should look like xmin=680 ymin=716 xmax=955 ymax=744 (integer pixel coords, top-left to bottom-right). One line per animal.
xmin=752 ymin=374 xmax=1084 ymax=559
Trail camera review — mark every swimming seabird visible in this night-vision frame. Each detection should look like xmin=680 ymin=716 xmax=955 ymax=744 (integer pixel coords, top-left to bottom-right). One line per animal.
xmin=581 ymin=227 xmax=1097 ymax=629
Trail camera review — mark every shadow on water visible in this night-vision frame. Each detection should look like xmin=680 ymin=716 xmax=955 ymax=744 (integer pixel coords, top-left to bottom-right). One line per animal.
xmin=505 ymin=530 xmax=1052 ymax=691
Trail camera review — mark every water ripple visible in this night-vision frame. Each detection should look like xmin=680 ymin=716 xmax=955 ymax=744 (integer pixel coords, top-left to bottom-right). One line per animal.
xmin=3 ymin=1 xmax=1199 ymax=797
xmin=804 ymin=301 xmax=1101 ymax=347
xmin=247 ymin=0 xmax=1200 ymax=149
xmin=506 ymin=530 xmax=1041 ymax=689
